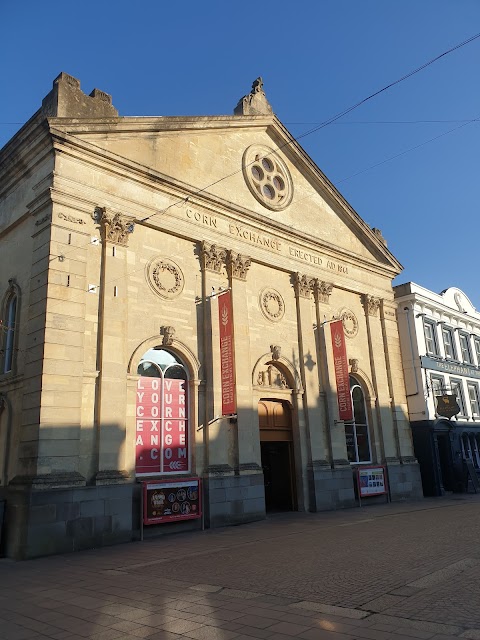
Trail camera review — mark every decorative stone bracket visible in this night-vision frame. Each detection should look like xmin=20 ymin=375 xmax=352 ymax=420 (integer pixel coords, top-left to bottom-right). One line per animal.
xmin=160 ymin=325 xmax=175 ymax=346
xmin=349 ymin=358 xmax=359 ymax=373
xmin=270 ymin=344 xmax=281 ymax=360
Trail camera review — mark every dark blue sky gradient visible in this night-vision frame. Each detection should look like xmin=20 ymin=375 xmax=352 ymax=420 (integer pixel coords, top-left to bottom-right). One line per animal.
xmin=2 ymin=1 xmax=479 ymax=305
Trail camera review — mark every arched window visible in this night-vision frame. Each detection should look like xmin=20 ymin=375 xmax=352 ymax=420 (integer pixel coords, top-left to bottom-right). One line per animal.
xmin=344 ymin=376 xmax=372 ymax=463
xmin=135 ymin=348 xmax=189 ymax=476
xmin=1 ymin=291 xmax=17 ymax=374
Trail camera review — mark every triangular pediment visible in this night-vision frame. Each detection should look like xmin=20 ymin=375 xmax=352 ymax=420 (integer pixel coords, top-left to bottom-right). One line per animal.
xmin=50 ymin=114 xmax=401 ymax=273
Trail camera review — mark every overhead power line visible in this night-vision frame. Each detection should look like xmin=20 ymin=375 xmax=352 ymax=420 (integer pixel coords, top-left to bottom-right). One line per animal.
xmin=139 ymin=30 xmax=480 ymax=223
xmin=336 ymin=115 xmax=480 ymax=184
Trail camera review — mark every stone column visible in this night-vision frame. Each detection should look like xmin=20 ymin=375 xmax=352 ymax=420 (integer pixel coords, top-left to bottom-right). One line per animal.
xmin=317 ymin=315 xmax=355 ymax=509
xmin=95 ymin=208 xmax=135 ymax=485
xmin=200 ymin=242 xmax=233 ymax=476
xmin=312 ymin=280 xmax=335 ymax=466
xmin=226 ymin=251 xmax=260 ymax=472
xmin=362 ymin=294 xmax=397 ymax=463
xmin=293 ymin=273 xmax=326 ymax=510
xmin=200 ymin=243 xmax=239 ymax=527
xmin=223 ymin=251 xmax=265 ymax=522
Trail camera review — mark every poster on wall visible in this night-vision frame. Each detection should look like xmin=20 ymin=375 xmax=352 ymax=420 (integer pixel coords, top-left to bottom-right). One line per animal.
xmin=135 ymin=377 xmax=189 ymax=475
xmin=143 ymin=478 xmax=201 ymax=524
xmin=357 ymin=466 xmax=388 ymax=497
xmin=330 ymin=319 xmax=353 ymax=421
xmin=218 ymin=289 xmax=236 ymax=416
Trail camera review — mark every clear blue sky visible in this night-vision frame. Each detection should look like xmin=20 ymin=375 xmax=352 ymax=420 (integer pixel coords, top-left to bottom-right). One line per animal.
xmin=2 ymin=1 xmax=479 ymax=307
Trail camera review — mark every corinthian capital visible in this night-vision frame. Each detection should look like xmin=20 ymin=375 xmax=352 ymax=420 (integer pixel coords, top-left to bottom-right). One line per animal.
xmin=362 ymin=294 xmax=381 ymax=317
xmin=95 ymin=207 xmax=135 ymax=246
xmin=294 ymin=272 xmax=314 ymax=299
xmin=313 ymin=280 xmax=333 ymax=304
xmin=227 ymin=251 xmax=251 ymax=281
xmin=201 ymin=241 xmax=227 ymax=273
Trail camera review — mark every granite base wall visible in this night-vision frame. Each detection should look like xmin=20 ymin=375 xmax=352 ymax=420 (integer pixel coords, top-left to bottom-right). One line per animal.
xmin=309 ymin=466 xmax=356 ymax=511
xmin=1 ymin=483 xmax=134 ymax=560
xmin=205 ymin=473 xmax=266 ymax=528
xmin=387 ymin=461 xmax=424 ymax=502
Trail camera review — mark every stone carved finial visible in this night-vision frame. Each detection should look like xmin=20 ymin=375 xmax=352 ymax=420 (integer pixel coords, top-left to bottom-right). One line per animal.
xmin=362 ymin=294 xmax=381 ymax=317
xmin=201 ymin=242 xmax=227 ymax=273
xmin=234 ymin=77 xmax=273 ymax=116
xmin=252 ymin=77 xmax=264 ymax=93
xmin=270 ymin=345 xmax=281 ymax=361
xmin=95 ymin=207 xmax=135 ymax=246
xmin=349 ymin=358 xmax=359 ymax=373
xmin=160 ymin=325 xmax=175 ymax=346
xmin=372 ymin=227 xmax=387 ymax=247
xmin=227 ymin=251 xmax=251 ymax=281
xmin=314 ymin=280 xmax=333 ymax=304
xmin=294 ymin=273 xmax=314 ymax=299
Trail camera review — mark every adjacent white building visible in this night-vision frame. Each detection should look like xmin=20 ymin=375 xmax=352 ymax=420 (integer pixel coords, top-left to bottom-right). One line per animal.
xmin=394 ymin=283 xmax=480 ymax=495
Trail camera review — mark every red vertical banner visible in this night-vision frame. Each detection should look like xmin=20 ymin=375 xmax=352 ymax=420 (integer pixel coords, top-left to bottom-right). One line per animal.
xmin=330 ymin=320 xmax=353 ymax=421
xmin=136 ymin=377 xmax=162 ymax=474
xmin=162 ymin=379 xmax=189 ymax=473
xmin=218 ymin=289 xmax=236 ymax=416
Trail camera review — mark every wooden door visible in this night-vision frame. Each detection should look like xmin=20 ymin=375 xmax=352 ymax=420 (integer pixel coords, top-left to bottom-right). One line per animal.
xmin=258 ymin=399 xmax=292 ymax=442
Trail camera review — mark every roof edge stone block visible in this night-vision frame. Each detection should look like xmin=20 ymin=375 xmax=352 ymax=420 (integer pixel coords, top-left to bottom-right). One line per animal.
xmin=41 ymin=72 xmax=118 ymax=118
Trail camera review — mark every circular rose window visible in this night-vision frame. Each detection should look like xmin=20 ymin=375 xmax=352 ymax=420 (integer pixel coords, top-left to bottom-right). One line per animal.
xmin=243 ymin=145 xmax=293 ymax=211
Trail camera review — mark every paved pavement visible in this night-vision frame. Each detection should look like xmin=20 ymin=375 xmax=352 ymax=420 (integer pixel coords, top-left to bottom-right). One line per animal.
xmin=2 ymin=494 xmax=480 ymax=640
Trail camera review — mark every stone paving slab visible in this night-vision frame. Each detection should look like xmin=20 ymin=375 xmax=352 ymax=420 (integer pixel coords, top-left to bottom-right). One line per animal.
xmin=2 ymin=495 xmax=480 ymax=639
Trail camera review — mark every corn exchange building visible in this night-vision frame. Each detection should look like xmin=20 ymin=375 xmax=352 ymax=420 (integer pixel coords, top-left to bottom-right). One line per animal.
xmin=0 ymin=73 xmax=423 ymax=558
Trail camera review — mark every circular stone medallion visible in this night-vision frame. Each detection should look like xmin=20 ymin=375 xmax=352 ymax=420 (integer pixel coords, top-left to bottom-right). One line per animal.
xmin=146 ymin=257 xmax=184 ymax=300
xmin=243 ymin=145 xmax=293 ymax=211
xmin=260 ymin=287 xmax=285 ymax=322
xmin=339 ymin=308 xmax=359 ymax=338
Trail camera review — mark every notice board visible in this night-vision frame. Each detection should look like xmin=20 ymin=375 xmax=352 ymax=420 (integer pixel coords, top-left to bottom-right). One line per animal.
xmin=143 ymin=478 xmax=201 ymax=524
xmin=357 ymin=465 xmax=388 ymax=498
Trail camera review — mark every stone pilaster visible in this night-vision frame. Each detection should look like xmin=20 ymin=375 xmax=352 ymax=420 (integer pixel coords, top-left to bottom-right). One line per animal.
xmin=94 ymin=209 xmax=136 ymax=483
xmin=293 ymin=273 xmax=328 ymax=511
xmin=361 ymin=293 xmax=397 ymax=462
xmin=227 ymin=251 xmax=261 ymax=474
xmin=200 ymin=242 xmax=234 ymax=478
xmin=321 ymin=320 xmax=351 ymax=466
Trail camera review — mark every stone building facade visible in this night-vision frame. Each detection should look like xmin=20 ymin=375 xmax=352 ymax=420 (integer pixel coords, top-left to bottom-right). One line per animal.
xmin=394 ymin=283 xmax=480 ymax=496
xmin=0 ymin=73 xmax=422 ymax=559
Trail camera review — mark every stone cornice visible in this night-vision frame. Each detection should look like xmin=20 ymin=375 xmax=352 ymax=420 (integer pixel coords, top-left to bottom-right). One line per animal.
xmin=0 ymin=116 xmax=53 ymax=200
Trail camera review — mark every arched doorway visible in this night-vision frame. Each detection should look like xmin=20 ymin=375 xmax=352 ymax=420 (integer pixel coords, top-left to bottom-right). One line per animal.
xmin=258 ymin=398 xmax=296 ymax=512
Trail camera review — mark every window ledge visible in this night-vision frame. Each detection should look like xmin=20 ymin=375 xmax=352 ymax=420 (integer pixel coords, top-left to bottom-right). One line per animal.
xmin=0 ymin=372 xmax=24 ymax=388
